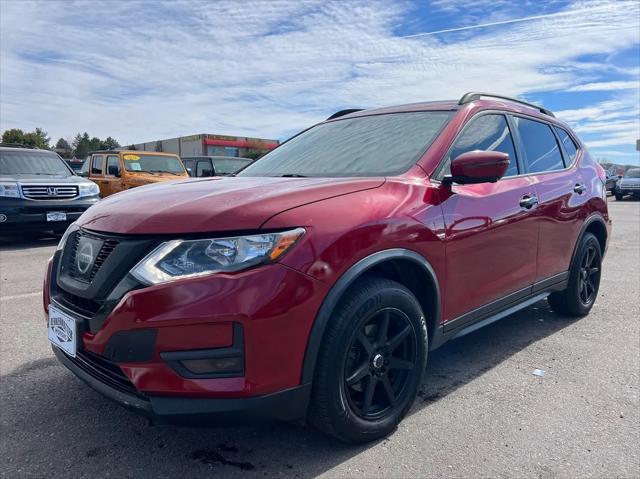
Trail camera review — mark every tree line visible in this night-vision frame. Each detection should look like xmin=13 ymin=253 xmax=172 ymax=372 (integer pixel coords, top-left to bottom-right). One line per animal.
xmin=1 ymin=128 xmax=120 ymax=159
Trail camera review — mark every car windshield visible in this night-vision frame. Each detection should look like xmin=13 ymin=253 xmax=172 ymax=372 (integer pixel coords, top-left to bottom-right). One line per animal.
xmin=0 ymin=150 xmax=72 ymax=176
xmin=213 ymin=158 xmax=252 ymax=175
xmin=624 ymin=168 xmax=640 ymax=178
xmin=238 ymin=111 xmax=453 ymax=177
xmin=123 ymin=154 xmax=185 ymax=174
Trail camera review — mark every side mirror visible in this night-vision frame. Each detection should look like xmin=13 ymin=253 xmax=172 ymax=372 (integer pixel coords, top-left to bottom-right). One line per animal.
xmin=444 ymin=151 xmax=510 ymax=185
xmin=107 ymin=165 xmax=121 ymax=177
xmin=77 ymin=171 xmax=89 ymax=178
xmin=186 ymin=167 xmax=193 ymax=177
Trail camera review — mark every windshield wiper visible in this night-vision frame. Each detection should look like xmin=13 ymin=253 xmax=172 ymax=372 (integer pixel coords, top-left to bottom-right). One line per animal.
xmin=149 ymin=170 xmax=180 ymax=175
xmin=279 ymin=174 xmax=308 ymax=178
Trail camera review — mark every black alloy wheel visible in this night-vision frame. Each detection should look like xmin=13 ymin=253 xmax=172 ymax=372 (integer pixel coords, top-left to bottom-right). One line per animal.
xmin=578 ymin=243 xmax=600 ymax=306
xmin=308 ymin=276 xmax=428 ymax=443
xmin=344 ymin=308 xmax=417 ymax=419
xmin=548 ymin=232 xmax=602 ymax=317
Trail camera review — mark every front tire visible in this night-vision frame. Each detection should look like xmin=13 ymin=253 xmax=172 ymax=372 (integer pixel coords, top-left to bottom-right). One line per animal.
xmin=615 ymin=193 xmax=623 ymax=200
xmin=308 ymin=277 xmax=428 ymax=443
xmin=548 ymin=232 xmax=602 ymax=317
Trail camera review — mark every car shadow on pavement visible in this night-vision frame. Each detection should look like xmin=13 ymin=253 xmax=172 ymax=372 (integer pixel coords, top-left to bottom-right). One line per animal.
xmin=1 ymin=300 xmax=577 ymax=478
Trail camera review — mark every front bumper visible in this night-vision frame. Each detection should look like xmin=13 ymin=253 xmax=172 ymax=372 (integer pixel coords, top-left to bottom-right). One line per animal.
xmin=45 ymin=247 xmax=328 ymax=420
xmin=617 ymin=187 xmax=640 ymax=196
xmin=52 ymin=345 xmax=311 ymax=424
xmin=0 ymin=196 xmax=99 ymax=232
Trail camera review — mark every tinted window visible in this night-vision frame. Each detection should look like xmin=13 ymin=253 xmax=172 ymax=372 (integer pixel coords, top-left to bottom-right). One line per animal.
xmin=213 ymin=158 xmax=252 ymax=174
xmin=0 ymin=150 xmax=72 ymax=176
xmin=196 ymin=159 xmax=212 ymax=176
xmin=514 ymin=117 xmax=564 ymax=173
xmin=239 ymin=111 xmax=452 ymax=177
xmin=91 ymin=155 xmax=104 ymax=175
xmin=554 ymin=127 xmax=578 ymax=165
xmin=442 ymin=114 xmax=518 ymax=177
xmin=106 ymin=156 xmax=120 ymax=176
xmin=183 ymin=159 xmax=195 ymax=176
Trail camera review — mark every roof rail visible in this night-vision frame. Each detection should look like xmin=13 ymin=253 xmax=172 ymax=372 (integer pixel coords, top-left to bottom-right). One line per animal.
xmin=0 ymin=142 xmax=38 ymax=149
xmin=326 ymin=109 xmax=364 ymax=121
xmin=458 ymin=92 xmax=555 ymax=117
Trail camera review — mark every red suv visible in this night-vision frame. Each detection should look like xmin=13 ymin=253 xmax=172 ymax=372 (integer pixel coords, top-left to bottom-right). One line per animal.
xmin=44 ymin=93 xmax=610 ymax=443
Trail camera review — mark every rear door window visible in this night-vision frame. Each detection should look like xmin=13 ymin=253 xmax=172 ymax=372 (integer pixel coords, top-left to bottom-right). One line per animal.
xmin=441 ymin=114 xmax=519 ymax=178
xmin=513 ymin=117 xmax=564 ymax=173
xmin=554 ymin=127 xmax=578 ymax=165
xmin=196 ymin=159 xmax=213 ymax=176
xmin=106 ymin=156 xmax=120 ymax=176
xmin=91 ymin=155 xmax=104 ymax=175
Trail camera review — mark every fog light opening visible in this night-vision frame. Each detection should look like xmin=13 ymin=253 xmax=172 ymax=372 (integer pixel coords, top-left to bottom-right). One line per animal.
xmin=180 ymin=356 xmax=243 ymax=375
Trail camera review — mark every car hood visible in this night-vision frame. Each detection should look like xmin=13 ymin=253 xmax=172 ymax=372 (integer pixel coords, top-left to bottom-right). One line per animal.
xmin=78 ymin=176 xmax=385 ymax=234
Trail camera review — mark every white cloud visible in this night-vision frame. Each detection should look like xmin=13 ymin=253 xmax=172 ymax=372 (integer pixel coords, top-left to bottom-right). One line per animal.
xmin=0 ymin=0 xmax=638 ymax=154
xmin=567 ymin=81 xmax=639 ymax=92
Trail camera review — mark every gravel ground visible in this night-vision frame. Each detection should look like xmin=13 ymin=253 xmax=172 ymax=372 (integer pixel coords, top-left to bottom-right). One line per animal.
xmin=1 ymin=199 xmax=638 ymax=479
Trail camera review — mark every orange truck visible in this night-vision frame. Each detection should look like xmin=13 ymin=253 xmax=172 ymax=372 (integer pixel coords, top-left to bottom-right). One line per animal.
xmin=80 ymin=151 xmax=188 ymax=197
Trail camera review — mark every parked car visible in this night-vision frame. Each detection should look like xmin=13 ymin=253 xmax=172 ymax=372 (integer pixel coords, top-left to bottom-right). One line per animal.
xmin=65 ymin=157 xmax=86 ymax=172
xmin=0 ymin=144 xmax=100 ymax=234
xmin=45 ymin=93 xmax=610 ymax=443
xmin=80 ymin=150 xmax=188 ymax=197
xmin=605 ymin=171 xmax=620 ymax=194
xmin=182 ymin=156 xmax=253 ymax=177
xmin=614 ymin=167 xmax=640 ymax=200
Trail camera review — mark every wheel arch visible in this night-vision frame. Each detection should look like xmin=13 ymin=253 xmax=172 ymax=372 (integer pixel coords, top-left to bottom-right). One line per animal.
xmin=300 ymin=248 xmax=441 ymax=385
xmin=573 ymin=215 xmax=608 ymax=266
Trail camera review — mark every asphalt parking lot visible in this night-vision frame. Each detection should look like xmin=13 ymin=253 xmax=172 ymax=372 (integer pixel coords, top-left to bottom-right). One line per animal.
xmin=1 ymin=199 xmax=638 ymax=479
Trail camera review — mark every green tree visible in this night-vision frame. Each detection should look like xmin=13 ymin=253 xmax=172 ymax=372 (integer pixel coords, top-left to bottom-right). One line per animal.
xmin=22 ymin=128 xmax=50 ymax=149
xmin=55 ymin=137 xmax=72 ymax=158
xmin=72 ymin=132 xmax=92 ymax=158
xmin=2 ymin=128 xmax=26 ymax=144
xmin=55 ymin=138 xmax=71 ymax=150
xmin=88 ymin=137 xmax=102 ymax=152
xmin=102 ymin=136 xmax=120 ymax=150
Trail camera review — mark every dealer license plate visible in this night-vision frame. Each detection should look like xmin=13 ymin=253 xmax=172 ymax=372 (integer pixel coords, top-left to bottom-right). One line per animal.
xmin=48 ymin=305 xmax=78 ymax=357
xmin=46 ymin=212 xmax=67 ymax=222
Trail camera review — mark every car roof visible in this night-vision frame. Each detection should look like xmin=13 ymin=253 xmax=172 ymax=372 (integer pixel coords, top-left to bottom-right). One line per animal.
xmin=90 ymin=150 xmax=179 ymax=157
xmin=328 ymin=92 xmax=560 ymax=125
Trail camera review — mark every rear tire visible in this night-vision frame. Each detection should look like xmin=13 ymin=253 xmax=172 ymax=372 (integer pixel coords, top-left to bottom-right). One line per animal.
xmin=548 ymin=232 xmax=602 ymax=317
xmin=308 ymin=277 xmax=428 ymax=444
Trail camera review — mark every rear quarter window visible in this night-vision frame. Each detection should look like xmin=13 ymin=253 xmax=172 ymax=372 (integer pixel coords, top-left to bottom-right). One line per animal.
xmin=554 ymin=126 xmax=579 ymax=165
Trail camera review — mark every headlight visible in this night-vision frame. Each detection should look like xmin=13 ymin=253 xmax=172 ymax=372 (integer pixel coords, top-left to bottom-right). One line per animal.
xmin=131 ymin=228 xmax=305 ymax=285
xmin=0 ymin=182 xmax=20 ymax=198
xmin=78 ymin=182 xmax=100 ymax=198
xmin=56 ymin=222 xmax=79 ymax=251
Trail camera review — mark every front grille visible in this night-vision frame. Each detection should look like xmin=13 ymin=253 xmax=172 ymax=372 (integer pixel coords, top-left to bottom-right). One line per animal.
xmin=57 ymin=290 xmax=102 ymax=317
xmin=67 ymin=230 xmax=120 ymax=282
xmin=21 ymin=184 xmax=79 ymax=200
xmin=65 ymin=349 xmax=146 ymax=399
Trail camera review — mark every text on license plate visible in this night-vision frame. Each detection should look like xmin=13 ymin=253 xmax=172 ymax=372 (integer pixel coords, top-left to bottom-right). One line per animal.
xmin=47 ymin=212 xmax=67 ymax=222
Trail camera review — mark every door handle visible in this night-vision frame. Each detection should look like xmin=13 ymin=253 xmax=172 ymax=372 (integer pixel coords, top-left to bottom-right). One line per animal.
xmin=519 ymin=195 xmax=539 ymax=209
xmin=574 ymin=183 xmax=586 ymax=194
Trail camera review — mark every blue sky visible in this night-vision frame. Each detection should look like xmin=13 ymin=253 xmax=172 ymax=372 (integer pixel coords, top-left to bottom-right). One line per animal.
xmin=1 ymin=0 xmax=638 ymax=164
